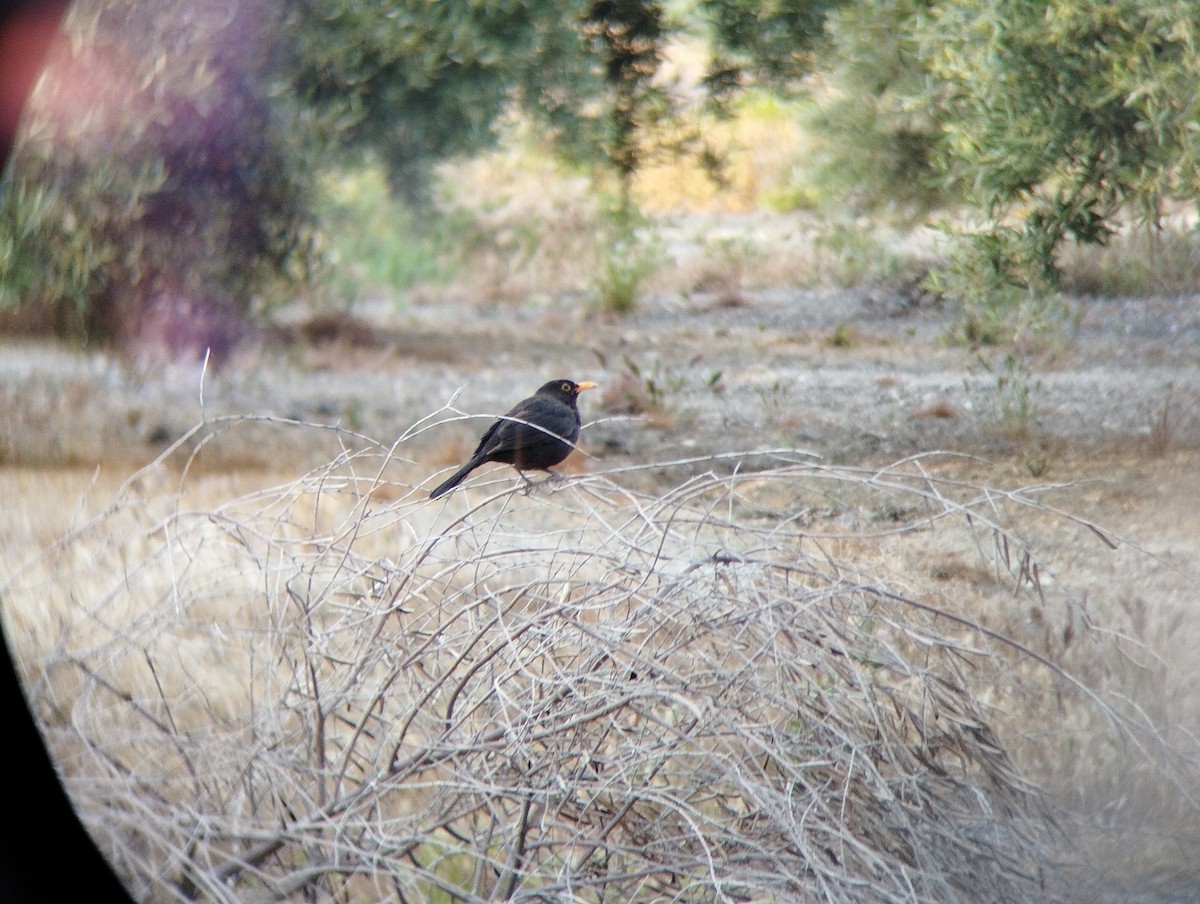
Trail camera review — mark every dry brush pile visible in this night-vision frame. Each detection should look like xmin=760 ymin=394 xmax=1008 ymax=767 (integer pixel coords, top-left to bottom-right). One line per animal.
xmin=4 ymin=418 xmax=1198 ymax=903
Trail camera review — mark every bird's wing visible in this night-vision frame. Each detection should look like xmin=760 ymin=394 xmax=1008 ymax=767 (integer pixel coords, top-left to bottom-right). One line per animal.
xmin=482 ymin=399 xmax=575 ymax=456
xmin=469 ymin=418 xmax=503 ymax=458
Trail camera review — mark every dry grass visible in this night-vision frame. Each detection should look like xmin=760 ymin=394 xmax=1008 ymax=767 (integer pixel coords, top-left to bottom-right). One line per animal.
xmin=433 ymin=149 xmax=607 ymax=304
xmin=631 ymin=93 xmax=815 ymax=215
xmin=1059 ymin=222 xmax=1200 ymax=298
xmin=412 ymin=90 xmax=926 ymax=309
xmin=4 ymin=420 xmax=1200 ymax=903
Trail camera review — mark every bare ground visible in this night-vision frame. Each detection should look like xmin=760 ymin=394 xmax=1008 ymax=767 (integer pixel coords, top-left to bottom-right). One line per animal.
xmin=3 ymin=285 xmax=1199 ymax=469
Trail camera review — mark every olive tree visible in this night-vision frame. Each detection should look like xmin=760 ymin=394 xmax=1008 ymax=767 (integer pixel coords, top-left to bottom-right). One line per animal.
xmin=920 ymin=0 xmax=1200 ymax=289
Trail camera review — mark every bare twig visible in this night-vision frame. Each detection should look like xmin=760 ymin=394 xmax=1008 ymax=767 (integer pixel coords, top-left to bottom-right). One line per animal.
xmin=7 ymin=427 xmax=1199 ymax=903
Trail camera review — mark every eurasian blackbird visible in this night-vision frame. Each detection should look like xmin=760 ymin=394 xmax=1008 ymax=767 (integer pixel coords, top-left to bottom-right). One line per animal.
xmin=429 ymin=379 xmax=597 ymax=499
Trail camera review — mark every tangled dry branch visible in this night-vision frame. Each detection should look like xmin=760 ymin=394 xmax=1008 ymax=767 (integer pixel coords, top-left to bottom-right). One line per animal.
xmin=5 ymin=418 xmax=1197 ymax=903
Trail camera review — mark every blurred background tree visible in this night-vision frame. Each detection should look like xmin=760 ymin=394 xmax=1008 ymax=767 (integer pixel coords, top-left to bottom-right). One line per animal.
xmin=699 ymin=0 xmax=842 ymax=92
xmin=800 ymin=0 xmax=961 ymax=220
xmin=920 ymin=0 xmax=1200 ymax=290
xmin=284 ymin=0 xmax=590 ymax=204
xmin=0 ymin=0 xmax=314 ymax=354
xmin=1 ymin=0 xmax=688 ymax=349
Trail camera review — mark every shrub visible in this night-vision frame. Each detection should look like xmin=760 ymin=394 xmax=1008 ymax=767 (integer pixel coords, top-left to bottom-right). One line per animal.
xmin=7 ymin=426 xmax=1198 ymax=901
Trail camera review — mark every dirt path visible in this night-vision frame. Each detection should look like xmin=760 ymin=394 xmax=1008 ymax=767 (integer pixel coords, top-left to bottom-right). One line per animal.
xmin=3 ymin=288 xmax=1198 ymax=473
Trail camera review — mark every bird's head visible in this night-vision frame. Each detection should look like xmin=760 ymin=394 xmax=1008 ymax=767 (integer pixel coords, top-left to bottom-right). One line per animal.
xmin=538 ymin=379 xmax=597 ymax=404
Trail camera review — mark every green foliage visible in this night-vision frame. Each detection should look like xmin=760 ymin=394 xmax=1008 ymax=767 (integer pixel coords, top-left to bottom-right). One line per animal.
xmin=283 ymin=0 xmax=592 ymax=202
xmin=577 ymin=2 xmax=726 ymax=212
xmin=800 ymin=0 xmax=961 ymax=220
xmin=811 ymin=218 xmax=903 ymax=287
xmin=971 ymin=350 xmax=1043 ymax=441
xmin=583 ymin=0 xmax=666 ymax=184
xmin=925 ymin=226 xmax=1069 ymax=347
xmin=9 ymin=0 xmax=1200 ymax=349
xmin=315 ymin=165 xmax=467 ymax=302
xmin=523 ymin=1 xmax=702 ymax=195
xmin=1 ymin=153 xmax=165 ymax=334
xmin=754 ymin=377 xmax=793 ymax=422
xmin=696 ymin=0 xmax=956 ymax=223
xmin=591 ymin=204 xmax=664 ymax=314
xmin=728 ymin=0 xmax=1200 ymax=315
xmin=619 ymin=353 xmax=686 ymax=411
xmin=699 ymin=0 xmax=845 ymax=93
xmin=828 ymin=322 xmax=857 ymax=348
xmin=269 ymin=0 xmax=693 ymax=306
xmin=1 ymin=0 xmax=315 ymax=341
xmin=920 ymin=0 xmax=1200 ymax=282
xmin=285 ymin=0 xmax=694 ymax=209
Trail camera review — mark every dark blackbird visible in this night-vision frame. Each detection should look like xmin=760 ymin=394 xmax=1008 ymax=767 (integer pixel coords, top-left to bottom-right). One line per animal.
xmin=429 ymin=379 xmax=597 ymax=499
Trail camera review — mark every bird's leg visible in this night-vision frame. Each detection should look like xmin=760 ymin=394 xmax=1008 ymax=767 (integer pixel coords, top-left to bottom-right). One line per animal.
xmin=536 ymin=469 xmax=571 ymax=493
xmin=517 ymin=470 xmax=565 ymax=495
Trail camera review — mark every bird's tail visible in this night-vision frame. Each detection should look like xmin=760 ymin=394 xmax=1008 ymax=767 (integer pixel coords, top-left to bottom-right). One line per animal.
xmin=429 ymin=457 xmax=483 ymax=499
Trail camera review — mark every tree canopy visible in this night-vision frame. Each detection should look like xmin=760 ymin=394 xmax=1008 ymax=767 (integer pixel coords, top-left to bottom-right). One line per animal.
xmin=924 ymin=0 xmax=1200 ymax=288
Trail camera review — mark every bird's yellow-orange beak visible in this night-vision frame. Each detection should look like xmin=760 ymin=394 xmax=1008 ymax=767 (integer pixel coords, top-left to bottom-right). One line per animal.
xmin=576 ymin=381 xmax=598 ymax=393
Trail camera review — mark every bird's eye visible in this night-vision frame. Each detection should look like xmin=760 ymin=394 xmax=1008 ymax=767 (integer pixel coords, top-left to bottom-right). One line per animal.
xmin=562 ymin=382 xmax=572 ymax=393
